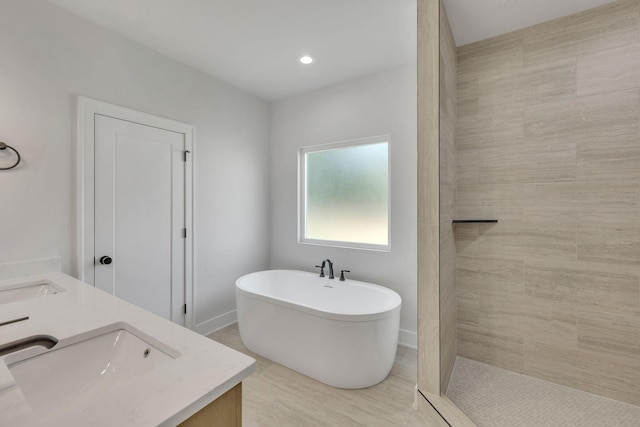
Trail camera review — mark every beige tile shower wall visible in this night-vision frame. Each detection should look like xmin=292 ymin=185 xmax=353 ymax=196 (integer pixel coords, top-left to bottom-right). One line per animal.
xmin=417 ymin=0 xmax=441 ymax=396
xmin=455 ymin=0 xmax=640 ymax=405
xmin=439 ymin=0 xmax=457 ymax=393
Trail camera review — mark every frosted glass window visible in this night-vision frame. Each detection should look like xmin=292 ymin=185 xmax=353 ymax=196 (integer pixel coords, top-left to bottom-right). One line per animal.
xmin=300 ymin=136 xmax=389 ymax=250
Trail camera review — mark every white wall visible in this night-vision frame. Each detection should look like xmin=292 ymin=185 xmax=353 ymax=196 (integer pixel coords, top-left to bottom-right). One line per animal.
xmin=270 ymin=64 xmax=418 ymax=345
xmin=0 ymin=0 xmax=270 ymax=332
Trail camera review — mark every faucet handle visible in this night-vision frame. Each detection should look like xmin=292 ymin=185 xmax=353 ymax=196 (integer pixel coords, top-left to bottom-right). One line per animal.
xmin=315 ymin=264 xmax=325 ymax=277
xmin=339 ymin=270 xmax=350 ymax=281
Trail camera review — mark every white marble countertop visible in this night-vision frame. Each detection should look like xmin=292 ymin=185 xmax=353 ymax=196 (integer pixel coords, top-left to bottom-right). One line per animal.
xmin=0 ymin=272 xmax=255 ymax=427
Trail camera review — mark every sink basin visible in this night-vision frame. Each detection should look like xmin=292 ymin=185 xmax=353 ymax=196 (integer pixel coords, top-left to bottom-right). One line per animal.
xmin=0 ymin=282 xmax=63 ymax=304
xmin=6 ymin=323 xmax=178 ymax=420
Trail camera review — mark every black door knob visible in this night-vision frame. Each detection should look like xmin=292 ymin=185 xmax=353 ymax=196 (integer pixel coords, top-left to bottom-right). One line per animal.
xmin=99 ymin=256 xmax=113 ymax=265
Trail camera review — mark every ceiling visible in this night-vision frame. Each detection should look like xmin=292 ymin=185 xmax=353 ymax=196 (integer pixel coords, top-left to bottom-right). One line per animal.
xmin=43 ymin=0 xmax=618 ymax=102
xmin=43 ymin=0 xmax=416 ymax=102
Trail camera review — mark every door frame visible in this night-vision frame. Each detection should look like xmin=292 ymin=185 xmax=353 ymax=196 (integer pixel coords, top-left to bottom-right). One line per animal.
xmin=76 ymin=96 xmax=195 ymax=329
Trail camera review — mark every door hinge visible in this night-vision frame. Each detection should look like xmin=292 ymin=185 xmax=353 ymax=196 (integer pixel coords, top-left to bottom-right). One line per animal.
xmin=183 ymin=304 xmax=187 ymax=314
xmin=182 ymin=228 xmax=187 ymax=238
xmin=183 ymin=150 xmax=191 ymax=162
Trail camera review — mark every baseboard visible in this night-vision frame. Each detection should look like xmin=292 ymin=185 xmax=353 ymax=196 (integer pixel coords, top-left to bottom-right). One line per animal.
xmin=399 ymin=328 xmax=417 ymax=349
xmin=193 ymin=309 xmax=238 ymax=336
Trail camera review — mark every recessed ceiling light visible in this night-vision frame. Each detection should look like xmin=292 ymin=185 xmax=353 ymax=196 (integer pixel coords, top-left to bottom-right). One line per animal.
xmin=298 ymin=55 xmax=315 ymax=65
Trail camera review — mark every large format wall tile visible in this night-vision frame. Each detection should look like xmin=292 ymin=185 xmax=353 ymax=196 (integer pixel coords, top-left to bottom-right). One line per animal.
xmin=456 ymin=0 xmax=640 ymax=406
xmin=457 ymin=256 xmax=524 ymax=293
xmin=458 ymin=139 xmax=577 ymax=184
xmin=524 ymin=89 xmax=639 ymax=140
xmin=457 ymin=183 xmax=523 ymax=220
xmin=458 ymin=326 xmax=525 ymax=373
xmin=522 ymin=0 xmax=640 ymax=67
xmin=523 ymin=177 xmax=640 ymax=224
xmin=458 ymin=31 xmax=524 ymax=84
xmin=457 ymin=108 xmax=524 ymax=147
xmin=520 ymin=297 xmax=578 ymax=348
xmin=577 ymin=42 xmax=640 ymax=96
xmin=439 ymin=0 xmax=458 ymax=393
xmin=475 ymin=221 xmax=577 ymax=263
xmin=523 ymin=59 xmax=577 ymax=104
xmin=577 ymin=224 xmax=640 ymax=265
xmin=456 ymin=284 xmax=479 ymax=328
xmin=524 ymin=263 xmax=640 ymax=313
xmin=453 ymin=223 xmax=480 ymax=257
xmin=523 ymin=340 xmax=640 ymax=406
xmin=577 ymin=310 xmax=640 ymax=359
xmin=578 ymin=133 xmax=640 ymax=172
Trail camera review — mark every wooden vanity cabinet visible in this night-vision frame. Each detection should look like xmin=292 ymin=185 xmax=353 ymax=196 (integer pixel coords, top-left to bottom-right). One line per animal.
xmin=179 ymin=383 xmax=242 ymax=427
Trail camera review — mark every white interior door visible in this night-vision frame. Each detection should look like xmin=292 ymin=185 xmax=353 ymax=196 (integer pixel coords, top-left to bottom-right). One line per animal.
xmin=94 ymin=114 xmax=185 ymax=324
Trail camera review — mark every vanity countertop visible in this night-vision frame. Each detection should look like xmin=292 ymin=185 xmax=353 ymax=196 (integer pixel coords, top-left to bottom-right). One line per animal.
xmin=0 ymin=272 xmax=255 ymax=426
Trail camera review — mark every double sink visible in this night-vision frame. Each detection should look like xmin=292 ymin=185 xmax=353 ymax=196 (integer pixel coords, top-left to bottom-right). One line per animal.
xmin=0 ymin=281 xmax=61 ymax=305
xmin=0 ymin=281 xmax=178 ymax=422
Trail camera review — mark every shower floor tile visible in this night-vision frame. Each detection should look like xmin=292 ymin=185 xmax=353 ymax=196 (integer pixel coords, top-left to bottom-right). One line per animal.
xmin=447 ymin=356 xmax=640 ymax=427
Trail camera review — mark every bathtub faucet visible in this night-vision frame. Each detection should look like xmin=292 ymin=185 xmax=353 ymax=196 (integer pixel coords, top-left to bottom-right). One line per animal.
xmin=315 ymin=261 xmax=326 ymax=277
xmin=324 ymin=259 xmax=335 ymax=279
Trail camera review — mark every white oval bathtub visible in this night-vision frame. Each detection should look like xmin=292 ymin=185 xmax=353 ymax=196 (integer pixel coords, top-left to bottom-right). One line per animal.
xmin=235 ymin=269 xmax=401 ymax=389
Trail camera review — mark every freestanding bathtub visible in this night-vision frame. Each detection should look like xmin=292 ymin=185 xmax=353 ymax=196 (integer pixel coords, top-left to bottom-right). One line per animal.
xmin=235 ymin=269 xmax=401 ymax=389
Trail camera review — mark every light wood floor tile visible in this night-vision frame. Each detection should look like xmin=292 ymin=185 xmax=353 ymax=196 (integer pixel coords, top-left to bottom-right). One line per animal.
xmin=208 ymin=324 xmax=424 ymax=426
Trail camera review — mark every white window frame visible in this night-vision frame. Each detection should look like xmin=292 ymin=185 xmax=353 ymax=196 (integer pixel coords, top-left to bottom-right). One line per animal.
xmin=298 ymin=135 xmax=391 ymax=252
